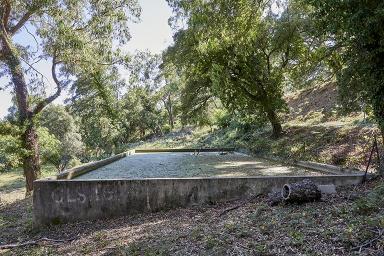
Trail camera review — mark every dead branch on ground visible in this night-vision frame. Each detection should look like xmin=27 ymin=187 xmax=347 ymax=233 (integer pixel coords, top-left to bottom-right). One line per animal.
xmin=0 ymin=237 xmax=77 ymax=250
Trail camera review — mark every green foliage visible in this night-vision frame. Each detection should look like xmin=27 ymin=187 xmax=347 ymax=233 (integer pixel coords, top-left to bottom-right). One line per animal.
xmin=68 ymin=51 xmax=177 ymax=157
xmin=2 ymin=0 xmax=142 ymax=112
xmin=121 ymin=52 xmax=166 ymax=137
xmin=127 ymin=51 xmax=162 ymax=91
xmin=0 ymin=122 xmax=23 ymax=172
xmin=353 ymin=183 xmax=384 ymax=215
xmin=38 ymin=105 xmax=85 ymax=171
xmin=159 ymin=62 xmax=183 ymax=129
xmin=214 ymin=109 xmax=231 ymax=129
xmin=304 ymin=0 xmax=384 ymax=139
xmin=165 ymin=0 xmax=310 ymax=137
xmin=121 ymin=87 xmax=164 ymax=137
xmin=36 ymin=127 xmax=60 ymax=166
xmin=0 ymin=0 xmax=143 ymax=189
xmin=162 ymin=124 xmax=172 ymax=134
xmin=39 ymin=105 xmax=77 ymax=140
xmin=0 ymin=119 xmax=74 ymax=173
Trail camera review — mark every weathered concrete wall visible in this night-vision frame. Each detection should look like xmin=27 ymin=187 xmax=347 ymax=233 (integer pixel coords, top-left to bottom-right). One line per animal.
xmin=56 ymin=151 xmax=134 ymax=180
xmin=135 ymin=148 xmax=235 ymax=153
xmin=33 ymin=174 xmax=364 ymax=226
xmin=296 ymin=160 xmax=361 ymax=174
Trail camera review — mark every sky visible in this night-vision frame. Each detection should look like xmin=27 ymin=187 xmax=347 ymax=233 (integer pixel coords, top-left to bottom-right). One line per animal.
xmin=0 ymin=0 xmax=174 ymax=118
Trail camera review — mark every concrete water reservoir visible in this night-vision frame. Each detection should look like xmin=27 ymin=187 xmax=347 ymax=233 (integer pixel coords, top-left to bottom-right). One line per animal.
xmin=33 ymin=149 xmax=365 ymax=226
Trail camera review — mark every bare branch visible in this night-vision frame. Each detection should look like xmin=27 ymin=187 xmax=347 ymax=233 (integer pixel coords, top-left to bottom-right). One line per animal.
xmin=73 ymin=58 xmax=123 ymax=66
xmin=19 ymin=56 xmax=53 ymax=87
xmin=24 ymin=25 xmax=39 ymax=54
xmin=9 ymin=10 xmax=34 ymax=35
xmin=0 ymin=237 xmax=77 ymax=250
xmin=31 ymin=56 xmax=62 ymax=116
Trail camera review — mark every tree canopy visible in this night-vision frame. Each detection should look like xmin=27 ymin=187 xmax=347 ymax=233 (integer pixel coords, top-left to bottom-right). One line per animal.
xmin=165 ymin=0 xmax=313 ymax=137
xmin=304 ymin=0 xmax=384 ymax=142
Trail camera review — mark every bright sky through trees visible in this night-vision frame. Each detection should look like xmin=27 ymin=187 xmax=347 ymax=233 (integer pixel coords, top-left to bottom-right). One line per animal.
xmin=0 ymin=0 xmax=173 ymax=118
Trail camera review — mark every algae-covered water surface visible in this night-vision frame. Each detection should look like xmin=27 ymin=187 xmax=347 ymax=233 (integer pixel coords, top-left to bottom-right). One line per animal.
xmin=75 ymin=152 xmax=324 ymax=179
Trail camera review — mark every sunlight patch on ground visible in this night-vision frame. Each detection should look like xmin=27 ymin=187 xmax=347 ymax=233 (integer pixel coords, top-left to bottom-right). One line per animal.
xmin=0 ymin=187 xmax=25 ymax=204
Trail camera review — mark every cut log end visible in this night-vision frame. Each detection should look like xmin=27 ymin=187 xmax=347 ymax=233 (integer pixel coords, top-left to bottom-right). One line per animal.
xmin=282 ymin=184 xmax=290 ymax=199
xmin=282 ymin=179 xmax=321 ymax=203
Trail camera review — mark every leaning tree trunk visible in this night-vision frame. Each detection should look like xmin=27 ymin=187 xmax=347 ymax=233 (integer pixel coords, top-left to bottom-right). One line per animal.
xmin=282 ymin=179 xmax=321 ymax=203
xmin=3 ymin=40 xmax=41 ymax=194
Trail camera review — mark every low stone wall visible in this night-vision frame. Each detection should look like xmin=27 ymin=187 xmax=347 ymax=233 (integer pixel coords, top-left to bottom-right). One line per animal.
xmin=33 ymin=174 xmax=364 ymax=226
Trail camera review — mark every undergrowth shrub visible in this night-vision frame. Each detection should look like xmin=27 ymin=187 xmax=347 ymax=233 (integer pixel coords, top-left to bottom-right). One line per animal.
xmin=353 ymin=182 xmax=384 ymax=215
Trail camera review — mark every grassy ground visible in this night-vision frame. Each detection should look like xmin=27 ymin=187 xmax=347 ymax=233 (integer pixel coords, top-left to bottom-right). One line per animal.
xmin=0 ymin=166 xmax=56 ymax=204
xmin=0 ymin=167 xmax=57 ymax=254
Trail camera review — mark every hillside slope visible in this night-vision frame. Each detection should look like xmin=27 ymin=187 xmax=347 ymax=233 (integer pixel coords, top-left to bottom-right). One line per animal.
xmin=136 ymin=83 xmax=381 ymax=172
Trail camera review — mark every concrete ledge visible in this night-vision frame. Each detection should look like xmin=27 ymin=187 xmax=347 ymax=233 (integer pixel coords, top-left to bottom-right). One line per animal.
xmin=296 ymin=161 xmax=361 ymax=175
xmin=244 ymin=149 xmax=362 ymax=175
xmin=56 ymin=151 xmax=133 ymax=180
xmin=33 ymin=174 xmax=364 ymax=226
xmin=134 ymin=148 xmax=236 ymax=153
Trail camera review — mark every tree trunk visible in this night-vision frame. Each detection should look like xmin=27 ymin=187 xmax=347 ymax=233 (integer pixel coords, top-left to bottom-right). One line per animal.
xmin=22 ymin=124 xmax=41 ymax=194
xmin=169 ymin=105 xmax=174 ymax=129
xmin=266 ymin=108 xmax=282 ymax=138
xmin=164 ymin=94 xmax=174 ymax=129
xmin=2 ymin=38 xmax=41 ymax=194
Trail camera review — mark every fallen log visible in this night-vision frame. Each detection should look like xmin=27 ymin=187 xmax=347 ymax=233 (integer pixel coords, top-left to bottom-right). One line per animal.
xmin=267 ymin=191 xmax=283 ymax=206
xmin=282 ymin=179 xmax=321 ymax=203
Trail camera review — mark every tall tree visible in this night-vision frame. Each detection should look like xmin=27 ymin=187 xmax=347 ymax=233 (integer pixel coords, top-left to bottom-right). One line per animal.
xmin=0 ymin=0 xmax=140 ymax=193
xmin=159 ymin=63 xmax=182 ymax=129
xmin=69 ymin=69 xmax=127 ymax=158
xmin=122 ymin=52 xmax=165 ymax=137
xmin=166 ymin=0 xmax=304 ymax=137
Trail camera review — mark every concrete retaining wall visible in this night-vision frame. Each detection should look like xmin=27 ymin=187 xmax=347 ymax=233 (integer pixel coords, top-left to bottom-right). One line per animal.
xmin=33 ymin=174 xmax=364 ymax=226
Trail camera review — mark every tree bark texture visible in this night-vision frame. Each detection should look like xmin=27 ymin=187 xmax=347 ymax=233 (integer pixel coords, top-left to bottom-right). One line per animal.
xmin=2 ymin=32 xmax=41 ymax=194
xmin=268 ymin=191 xmax=283 ymax=206
xmin=22 ymin=124 xmax=41 ymax=193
